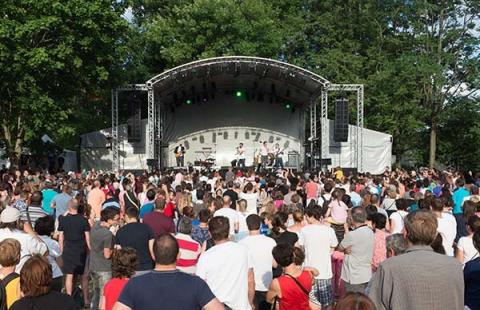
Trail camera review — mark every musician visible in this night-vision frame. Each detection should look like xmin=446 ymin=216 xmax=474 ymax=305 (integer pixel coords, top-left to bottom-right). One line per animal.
xmin=236 ymin=143 xmax=246 ymax=169
xmin=174 ymin=143 xmax=185 ymax=167
xmin=273 ymin=143 xmax=284 ymax=169
xmin=260 ymin=141 xmax=269 ymax=169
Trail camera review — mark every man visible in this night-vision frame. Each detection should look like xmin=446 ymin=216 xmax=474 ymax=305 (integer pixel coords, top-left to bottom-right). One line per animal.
xmin=115 ymin=208 xmax=155 ymax=276
xmin=22 ymin=191 xmax=48 ymax=228
xmin=298 ymin=205 xmax=338 ymax=309
xmin=0 ymin=207 xmax=48 ymax=272
xmin=225 ymin=167 xmax=235 ymax=183
xmin=113 ymin=233 xmax=223 ymax=310
xmin=101 ymin=189 xmax=121 ymax=210
xmin=139 ymin=189 xmax=156 ymax=220
xmin=238 ymin=182 xmax=258 ymax=215
xmin=197 ymin=216 xmax=255 ymax=310
xmin=41 ymin=180 xmax=58 ymax=215
xmin=369 ymin=210 xmax=463 ymax=310
xmin=304 ymin=175 xmax=319 ymax=205
xmin=90 ymin=207 xmax=120 ymax=310
xmin=213 ymin=196 xmax=239 ymax=236
xmin=88 ymin=180 xmax=106 ymax=221
xmin=385 ymin=233 xmax=407 ymax=258
xmin=431 ymin=197 xmax=457 ymax=256
xmin=259 ymin=141 xmax=269 ymax=169
xmin=223 ymin=181 xmax=238 ymax=210
xmin=338 ymin=207 xmax=374 ymax=293
xmin=51 ymin=184 xmax=72 ymax=220
xmin=453 ymin=178 xmax=469 ymax=219
xmin=175 ymin=217 xmax=201 ymax=274
xmin=239 ymin=214 xmax=276 ymax=309
xmin=143 ymin=198 xmax=175 ymax=237
xmin=174 ymin=143 xmax=186 ymax=167
xmin=236 ymin=143 xmax=246 ymax=169
xmin=348 ymin=183 xmax=362 ymax=208
xmin=272 ymin=143 xmax=284 ymax=169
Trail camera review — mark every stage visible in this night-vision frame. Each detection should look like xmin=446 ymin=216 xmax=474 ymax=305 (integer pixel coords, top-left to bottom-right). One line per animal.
xmin=79 ymin=56 xmax=392 ymax=174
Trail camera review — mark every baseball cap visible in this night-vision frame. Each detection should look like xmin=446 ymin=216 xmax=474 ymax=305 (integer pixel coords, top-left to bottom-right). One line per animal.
xmin=1 ymin=207 xmax=21 ymax=223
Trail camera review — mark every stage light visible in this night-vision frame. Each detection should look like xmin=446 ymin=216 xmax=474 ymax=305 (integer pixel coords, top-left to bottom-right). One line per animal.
xmin=286 ymin=104 xmax=291 ymax=109
xmin=186 ymin=99 xmax=192 ymax=105
xmin=235 ymin=91 xmax=243 ymax=97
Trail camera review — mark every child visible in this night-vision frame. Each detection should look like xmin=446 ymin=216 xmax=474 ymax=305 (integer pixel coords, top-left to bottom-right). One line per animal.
xmin=0 ymin=238 xmax=21 ymax=309
xmin=100 ymin=248 xmax=138 ymax=310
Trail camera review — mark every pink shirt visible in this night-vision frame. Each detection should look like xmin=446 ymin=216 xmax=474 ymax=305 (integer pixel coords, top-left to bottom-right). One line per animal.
xmin=305 ymin=182 xmax=318 ymax=199
xmin=87 ymin=188 xmax=106 ymax=219
xmin=371 ymin=230 xmax=390 ymax=271
xmin=329 ymin=200 xmax=348 ymax=224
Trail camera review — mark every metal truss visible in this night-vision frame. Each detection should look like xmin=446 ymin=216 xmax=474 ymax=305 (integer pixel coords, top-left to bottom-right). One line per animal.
xmin=146 ymin=56 xmax=331 ymax=89
xmin=111 ymin=84 xmax=148 ymax=172
xmin=325 ymin=84 xmax=364 ymax=171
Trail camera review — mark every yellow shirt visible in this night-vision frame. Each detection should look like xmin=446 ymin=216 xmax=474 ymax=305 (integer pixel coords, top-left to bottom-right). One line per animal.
xmin=334 ymin=170 xmax=344 ymax=180
xmin=1 ymin=274 xmax=20 ymax=309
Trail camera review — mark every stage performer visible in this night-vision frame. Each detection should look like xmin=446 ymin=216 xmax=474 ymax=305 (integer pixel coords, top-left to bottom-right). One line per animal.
xmin=273 ymin=143 xmax=284 ymax=169
xmin=236 ymin=143 xmax=246 ymax=169
xmin=260 ymin=141 xmax=269 ymax=170
xmin=174 ymin=144 xmax=185 ymax=167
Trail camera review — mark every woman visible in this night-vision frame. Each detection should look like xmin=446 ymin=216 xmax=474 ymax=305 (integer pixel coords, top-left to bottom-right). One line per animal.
xmin=288 ymin=209 xmax=305 ymax=235
xmin=235 ymin=199 xmax=249 ymax=241
xmin=456 ymin=215 xmax=480 ymax=265
xmin=266 ymin=244 xmax=316 ymax=310
xmin=371 ymin=213 xmax=390 ymax=272
xmin=269 ymin=212 xmax=298 ymax=246
xmin=100 ymin=248 xmax=138 ymax=310
xmin=11 ymin=255 xmax=77 ymax=310
xmin=389 ymin=198 xmax=409 ymax=234
xmin=325 ymin=189 xmax=348 ymax=242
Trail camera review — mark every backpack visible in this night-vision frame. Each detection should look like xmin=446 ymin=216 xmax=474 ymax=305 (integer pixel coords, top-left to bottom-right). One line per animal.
xmin=0 ymin=272 xmax=19 ymax=310
xmin=320 ymin=194 xmax=331 ymax=216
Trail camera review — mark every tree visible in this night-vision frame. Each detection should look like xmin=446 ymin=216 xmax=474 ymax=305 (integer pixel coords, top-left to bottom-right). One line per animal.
xmin=137 ymin=0 xmax=283 ymax=73
xmin=406 ymin=1 xmax=480 ymax=167
xmin=0 ymin=0 xmax=128 ymax=168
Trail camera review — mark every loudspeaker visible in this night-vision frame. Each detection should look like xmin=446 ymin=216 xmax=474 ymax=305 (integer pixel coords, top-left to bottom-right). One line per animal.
xmin=287 ymin=152 xmax=300 ymax=168
xmin=127 ymin=94 xmax=142 ymax=142
xmin=334 ymin=99 xmax=349 ymax=142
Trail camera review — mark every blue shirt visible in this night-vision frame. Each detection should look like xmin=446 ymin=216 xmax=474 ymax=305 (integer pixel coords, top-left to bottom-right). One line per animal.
xmin=139 ymin=202 xmax=154 ymax=219
xmin=464 ymin=257 xmax=480 ymax=309
xmin=452 ymin=188 xmax=469 ymax=214
xmin=42 ymin=189 xmax=58 ymax=215
xmin=118 ymin=270 xmax=215 ymax=310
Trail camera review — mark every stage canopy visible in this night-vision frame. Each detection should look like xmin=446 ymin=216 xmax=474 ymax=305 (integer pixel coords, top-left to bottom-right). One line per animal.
xmin=80 ymin=56 xmax=392 ymax=174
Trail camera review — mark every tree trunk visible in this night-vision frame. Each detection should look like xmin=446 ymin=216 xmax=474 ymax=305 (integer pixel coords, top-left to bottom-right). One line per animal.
xmin=429 ymin=122 xmax=437 ymax=168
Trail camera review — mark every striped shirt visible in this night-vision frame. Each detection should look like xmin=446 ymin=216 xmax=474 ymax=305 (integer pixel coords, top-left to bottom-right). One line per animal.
xmin=175 ymin=233 xmax=201 ymax=274
xmin=21 ymin=205 xmax=48 ymax=227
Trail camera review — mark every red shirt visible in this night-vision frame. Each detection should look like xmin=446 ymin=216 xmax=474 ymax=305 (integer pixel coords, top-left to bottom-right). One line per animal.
xmin=277 ymin=270 xmax=312 ymax=310
xmin=103 ymin=278 xmax=129 ymax=310
xmin=164 ymin=202 xmax=175 ymax=218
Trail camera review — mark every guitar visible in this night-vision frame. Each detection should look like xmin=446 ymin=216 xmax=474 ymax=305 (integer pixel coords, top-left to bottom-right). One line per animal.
xmin=174 ymin=147 xmax=185 ymax=158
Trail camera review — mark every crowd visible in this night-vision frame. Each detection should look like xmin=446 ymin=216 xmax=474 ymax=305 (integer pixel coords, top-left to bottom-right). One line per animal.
xmin=0 ymin=166 xmax=479 ymax=310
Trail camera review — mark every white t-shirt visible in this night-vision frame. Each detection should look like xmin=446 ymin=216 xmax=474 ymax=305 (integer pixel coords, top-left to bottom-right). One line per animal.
xmin=197 ymin=241 xmax=253 ymax=310
xmin=237 ymin=147 xmax=246 ymax=160
xmin=239 ymin=192 xmax=258 ymax=215
xmin=39 ymin=235 xmax=63 ymax=278
xmin=389 ymin=210 xmax=408 ymax=234
xmin=0 ymin=229 xmax=48 ymax=272
xmin=214 ymin=208 xmax=240 ymax=235
xmin=238 ymin=212 xmax=249 ymax=233
xmin=437 ymin=212 xmax=457 ymax=257
xmin=457 ymin=236 xmax=478 ymax=265
xmin=298 ymin=224 xmax=338 ymax=279
xmin=239 ymin=235 xmax=276 ymax=291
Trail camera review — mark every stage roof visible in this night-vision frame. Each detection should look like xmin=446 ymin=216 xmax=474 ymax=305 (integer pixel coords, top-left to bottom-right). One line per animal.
xmin=146 ymin=56 xmax=331 ymax=108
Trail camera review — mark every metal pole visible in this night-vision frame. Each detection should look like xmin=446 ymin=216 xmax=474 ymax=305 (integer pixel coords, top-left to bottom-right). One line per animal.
xmin=111 ymin=89 xmax=119 ymax=172
xmin=147 ymin=86 xmax=155 ymax=161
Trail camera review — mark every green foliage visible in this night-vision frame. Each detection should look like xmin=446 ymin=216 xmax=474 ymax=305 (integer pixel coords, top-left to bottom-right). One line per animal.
xmin=0 ymin=0 xmax=129 ymax=165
